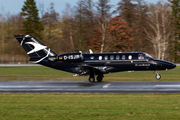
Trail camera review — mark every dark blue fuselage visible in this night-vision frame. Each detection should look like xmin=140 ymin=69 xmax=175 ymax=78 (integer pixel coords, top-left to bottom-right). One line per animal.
xmin=40 ymin=52 xmax=176 ymax=75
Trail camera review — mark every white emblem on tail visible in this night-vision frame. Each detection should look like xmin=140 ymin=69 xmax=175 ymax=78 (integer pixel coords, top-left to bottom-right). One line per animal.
xmin=25 ymin=42 xmax=47 ymax=54
xmin=33 ymin=48 xmax=51 ymax=63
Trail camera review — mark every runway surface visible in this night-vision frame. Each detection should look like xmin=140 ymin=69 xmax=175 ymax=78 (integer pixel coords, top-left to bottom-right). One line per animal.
xmin=1 ymin=81 xmax=180 ymax=93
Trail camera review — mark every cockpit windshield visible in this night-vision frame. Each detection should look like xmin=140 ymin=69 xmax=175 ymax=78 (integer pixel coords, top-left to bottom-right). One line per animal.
xmin=144 ymin=53 xmax=153 ymax=59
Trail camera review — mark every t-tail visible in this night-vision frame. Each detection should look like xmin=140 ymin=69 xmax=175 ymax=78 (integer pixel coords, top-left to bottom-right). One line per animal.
xmin=14 ymin=35 xmax=57 ymax=63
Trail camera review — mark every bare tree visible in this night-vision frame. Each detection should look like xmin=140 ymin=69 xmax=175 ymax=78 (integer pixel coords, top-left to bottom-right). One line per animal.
xmin=144 ymin=2 xmax=172 ymax=60
xmin=38 ymin=2 xmax=44 ymax=18
xmin=117 ymin=0 xmax=150 ymax=52
xmin=83 ymin=0 xmax=95 ymax=27
xmin=61 ymin=3 xmax=75 ymax=52
xmin=0 ymin=6 xmax=5 ymax=54
xmin=42 ymin=2 xmax=60 ymax=53
xmin=95 ymin=0 xmax=112 ymax=53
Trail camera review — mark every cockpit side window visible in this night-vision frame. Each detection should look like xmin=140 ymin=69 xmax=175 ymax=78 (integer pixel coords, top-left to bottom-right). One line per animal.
xmin=138 ymin=54 xmax=144 ymax=60
xmin=144 ymin=53 xmax=153 ymax=59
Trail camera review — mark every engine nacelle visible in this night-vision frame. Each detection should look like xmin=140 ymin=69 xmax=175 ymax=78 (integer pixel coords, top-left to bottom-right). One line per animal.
xmin=57 ymin=52 xmax=84 ymax=63
xmin=48 ymin=56 xmax=58 ymax=62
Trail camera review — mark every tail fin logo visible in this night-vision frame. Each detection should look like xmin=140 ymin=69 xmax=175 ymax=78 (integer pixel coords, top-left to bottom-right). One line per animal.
xmin=25 ymin=42 xmax=47 ymax=54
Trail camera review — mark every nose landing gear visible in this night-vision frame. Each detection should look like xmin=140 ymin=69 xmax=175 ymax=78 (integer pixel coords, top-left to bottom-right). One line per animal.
xmin=155 ymin=71 xmax=161 ymax=80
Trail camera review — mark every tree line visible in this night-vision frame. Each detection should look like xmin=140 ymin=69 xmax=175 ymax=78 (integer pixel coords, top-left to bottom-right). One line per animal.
xmin=0 ymin=0 xmax=180 ymax=62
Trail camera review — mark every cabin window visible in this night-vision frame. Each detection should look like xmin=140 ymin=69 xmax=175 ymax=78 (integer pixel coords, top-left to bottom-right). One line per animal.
xmin=122 ymin=55 xmax=125 ymax=60
xmin=90 ymin=56 xmax=94 ymax=59
xmin=116 ymin=55 xmax=120 ymax=60
xmin=128 ymin=55 xmax=132 ymax=60
xmin=138 ymin=54 xmax=144 ymax=59
xmin=99 ymin=56 xmax=102 ymax=60
xmin=104 ymin=55 xmax=108 ymax=60
xmin=110 ymin=55 xmax=114 ymax=60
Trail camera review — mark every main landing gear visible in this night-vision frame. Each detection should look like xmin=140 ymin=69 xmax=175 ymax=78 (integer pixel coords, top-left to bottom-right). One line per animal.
xmin=97 ymin=75 xmax=103 ymax=82
xmin=89 ymin=75 xmax=104 ymax=83
xmin=88 ymin=67 xmax=104 ymax=83
xmin=155 ymin=71 xmax=161 ymax=80
xmin=89 ymin=77 xmax=95 ymax=83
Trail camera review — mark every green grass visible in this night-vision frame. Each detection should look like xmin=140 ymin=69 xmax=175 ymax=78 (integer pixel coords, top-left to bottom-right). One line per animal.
xmin=0 ymin=67 xmax=180 ymax=119
xmin=0 ymin=66 xmax=179 ymax=81
xmin=0 ymin=93 xmax=180 ymax=120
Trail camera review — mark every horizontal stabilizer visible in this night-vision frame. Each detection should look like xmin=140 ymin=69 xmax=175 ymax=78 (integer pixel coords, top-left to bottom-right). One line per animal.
xmin=6 ymin=36 xmax=32 ymax=39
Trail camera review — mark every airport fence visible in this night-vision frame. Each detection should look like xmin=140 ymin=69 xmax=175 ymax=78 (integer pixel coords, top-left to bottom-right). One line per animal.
xmin=0 ymin=55 xmax=30 ymax=64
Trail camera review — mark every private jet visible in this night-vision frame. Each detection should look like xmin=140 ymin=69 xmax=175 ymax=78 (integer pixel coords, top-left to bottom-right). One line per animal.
xmin=8 ymin=35 xmax=176 ymax=83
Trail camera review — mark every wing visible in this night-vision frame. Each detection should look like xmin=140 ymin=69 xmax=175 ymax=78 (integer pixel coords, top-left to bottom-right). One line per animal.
xmin=78 ymin=64 xmax=109 ymax=76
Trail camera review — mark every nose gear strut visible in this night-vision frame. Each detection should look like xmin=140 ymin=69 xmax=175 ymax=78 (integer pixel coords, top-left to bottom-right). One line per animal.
xmin=155 ymin=71 xmax=161 ymax=80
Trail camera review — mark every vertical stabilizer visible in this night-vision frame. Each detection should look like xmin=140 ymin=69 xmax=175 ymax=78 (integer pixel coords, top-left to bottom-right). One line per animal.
xmin=14 ymin=35 xmax=57 ymax=63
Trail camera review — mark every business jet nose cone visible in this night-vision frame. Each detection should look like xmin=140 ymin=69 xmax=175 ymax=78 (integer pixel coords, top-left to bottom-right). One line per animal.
xmin=171 ymin=63 xmax=176 ymax=69
xmin=166 ymin=62 xmax=176 ymax=69
xmin=155 ymin=60 xmax=176 ymax=70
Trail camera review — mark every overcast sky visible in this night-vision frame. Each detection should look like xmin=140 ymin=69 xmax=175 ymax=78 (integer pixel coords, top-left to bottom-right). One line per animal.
xmin=0 ymin=0 xmax=168 ymax=15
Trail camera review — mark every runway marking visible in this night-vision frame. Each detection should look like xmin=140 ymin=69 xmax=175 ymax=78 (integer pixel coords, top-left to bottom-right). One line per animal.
xmin=155 ymin=85 xmax=180 ymax=88
xmin=0 ymin=86 xmax=78 ymax=88
xmin=103 ymin=83 xmax=111 ymax=88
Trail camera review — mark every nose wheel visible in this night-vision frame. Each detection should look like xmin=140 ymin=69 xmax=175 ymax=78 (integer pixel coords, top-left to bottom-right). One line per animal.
xmin=155 ymin=72 xmax=161 ymax=80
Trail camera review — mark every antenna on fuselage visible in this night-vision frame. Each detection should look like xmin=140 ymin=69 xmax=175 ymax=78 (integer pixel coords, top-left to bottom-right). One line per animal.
xmin=89 ymin=49 xmax=93 ymax=54
xmin=79 ymin=51 xmax=84 ymax=60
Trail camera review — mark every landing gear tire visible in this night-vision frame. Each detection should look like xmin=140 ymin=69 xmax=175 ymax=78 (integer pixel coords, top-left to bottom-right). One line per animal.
xmin=89 ymin=77 xmax=95 ymax=83
xmin=97 ymin=75 xmax=103 ymax=82
xmin=155 ymin=74 xmax=161 ymax=80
